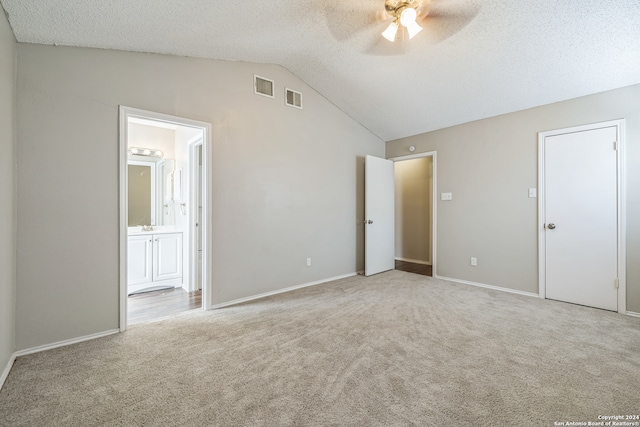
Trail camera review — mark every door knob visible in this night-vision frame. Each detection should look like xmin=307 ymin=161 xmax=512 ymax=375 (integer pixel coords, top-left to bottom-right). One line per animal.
xmin=366 ymin=220 xmax=374 ymax=224
xmin=547 ymin=223 xmax=556 ymax=230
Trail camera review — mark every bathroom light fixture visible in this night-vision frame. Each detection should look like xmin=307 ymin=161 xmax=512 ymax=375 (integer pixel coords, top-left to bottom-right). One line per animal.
xmin=128 ymin=147 xmax=164 ymax=158
xmin=382 ymin=0 xmax=424 ymax=42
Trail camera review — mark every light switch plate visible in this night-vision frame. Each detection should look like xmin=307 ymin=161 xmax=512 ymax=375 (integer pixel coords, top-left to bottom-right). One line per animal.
xmin=441 ymin=192 xmax=453 ymax=201
xmin=528 ymin=188 xmax=537 ymax=198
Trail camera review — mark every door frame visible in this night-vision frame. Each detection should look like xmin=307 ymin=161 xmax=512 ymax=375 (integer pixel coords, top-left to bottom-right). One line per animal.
xmin=537 ymin=119 xmax=626 ymax=313
xmin=388 ymin=151 xmax=438 ymax=277
xmin=187 ymin=136 xmax=203 ymax=292
xmin=119 ymin=106 xmax=213 ymax=331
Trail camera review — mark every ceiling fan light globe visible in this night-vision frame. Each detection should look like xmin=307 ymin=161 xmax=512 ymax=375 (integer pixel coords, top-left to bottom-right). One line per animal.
xmin=406 ymin=20 xmax=423 ymax=39
xmin=399 ymin=7 xmax=417 ymax=26
xmin=382 ymin=21 xmax=399 ymax=42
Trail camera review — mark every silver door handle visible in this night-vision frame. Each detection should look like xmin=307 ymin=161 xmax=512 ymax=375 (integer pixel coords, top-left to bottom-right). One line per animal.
xmin=366 ymin=220 xmax=374 ymax=224
xmin=547 ymin=223 xmax=556 ymax=229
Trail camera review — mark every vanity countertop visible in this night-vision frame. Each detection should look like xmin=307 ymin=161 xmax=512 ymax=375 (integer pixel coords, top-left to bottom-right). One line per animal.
xmin=128 ymin=226 xmax=180 ymax=236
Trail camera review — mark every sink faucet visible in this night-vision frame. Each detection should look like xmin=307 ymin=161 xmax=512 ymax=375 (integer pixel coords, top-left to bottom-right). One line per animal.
xmin=141 ymin=225 xmax=154 ymax=232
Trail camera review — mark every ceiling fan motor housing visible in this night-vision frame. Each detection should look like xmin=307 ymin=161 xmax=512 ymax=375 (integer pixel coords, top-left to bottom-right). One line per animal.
xmin=384 ymin=0 xmax=423 ymax=18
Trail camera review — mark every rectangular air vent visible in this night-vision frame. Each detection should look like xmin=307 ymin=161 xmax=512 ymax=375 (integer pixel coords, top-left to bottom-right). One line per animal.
xmin=254 ymin=75 xmax=274 ymax=98
xmin=285 ymin=88 xmax=303 ymax=109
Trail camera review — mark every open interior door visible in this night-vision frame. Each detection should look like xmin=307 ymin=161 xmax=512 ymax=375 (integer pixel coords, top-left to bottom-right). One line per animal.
xmin=365 ymin=155 xmax=395 ymax=276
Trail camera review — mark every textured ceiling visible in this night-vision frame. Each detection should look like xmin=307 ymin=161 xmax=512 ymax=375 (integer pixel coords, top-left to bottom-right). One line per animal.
xmin=2 ymin=0 xmax=639 ymax=141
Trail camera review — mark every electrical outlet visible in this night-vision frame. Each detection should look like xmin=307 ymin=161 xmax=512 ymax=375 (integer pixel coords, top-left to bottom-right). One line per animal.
xmin=306 ymin=257 xmax=312 ymax=267
xmin=470 ymin=257 xmax=477 ymax=266
xmin=441 ymin=192 xmax=453 ymax=201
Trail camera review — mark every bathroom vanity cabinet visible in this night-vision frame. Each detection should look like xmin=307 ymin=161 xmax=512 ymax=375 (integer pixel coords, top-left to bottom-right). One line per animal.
xmin=128 ymin=231 xmax=183 ymax=295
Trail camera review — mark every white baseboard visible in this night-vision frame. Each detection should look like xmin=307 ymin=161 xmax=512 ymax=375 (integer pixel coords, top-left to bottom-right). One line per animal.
xmin=626 ymin=311 xmax=640 ymax=318
xmin=435 ymin=275 xmax=540 ymax=298
xmin=395 ymin=257 xmax=431 ymax=266
xmin=0 ymin=353 xmax=16 ymax=391
xmin=14 ymin=329 xmax=120 ymax=358
xmin=210 ymin=272 xmax=358 ymax=309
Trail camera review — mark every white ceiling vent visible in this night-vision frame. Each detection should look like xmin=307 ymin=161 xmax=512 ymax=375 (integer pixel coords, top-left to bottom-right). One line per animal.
xmin=254 ymin=75 xmax=274 ymax=98
xmin=285 ymin=88 xmax=303 ymax=109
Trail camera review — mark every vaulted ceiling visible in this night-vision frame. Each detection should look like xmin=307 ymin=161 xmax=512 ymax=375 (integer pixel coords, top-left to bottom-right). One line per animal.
xmin=2 ymin=0 xmax=639 ymax=141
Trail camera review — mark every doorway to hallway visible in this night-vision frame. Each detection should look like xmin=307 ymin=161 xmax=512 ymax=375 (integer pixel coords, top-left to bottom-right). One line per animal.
xmin=393 ymin=155 xmax=433 ymax=277
xmin=364 ymin=152 xmax=436 ymax=277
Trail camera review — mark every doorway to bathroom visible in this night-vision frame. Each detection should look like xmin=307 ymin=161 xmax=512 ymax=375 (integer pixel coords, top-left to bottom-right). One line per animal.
xmin=119 ymin=107 xmax=212 ymax=329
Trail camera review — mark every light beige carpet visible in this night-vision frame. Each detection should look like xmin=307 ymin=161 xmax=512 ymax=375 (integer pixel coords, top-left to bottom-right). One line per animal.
xmin=1 ymin=270 xmax=639 ymax=426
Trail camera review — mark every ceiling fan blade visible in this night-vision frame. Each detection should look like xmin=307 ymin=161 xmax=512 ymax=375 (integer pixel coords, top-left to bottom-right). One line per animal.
xmin=417 ymin=0 xmax=480 ymax=44
xmin=375 ymin=9 xmax=391 ymax=23
xmin=416 ymin=0 xmax=433 ymax=21
xmin=420 ymin=12 xmax=479 ymax=44
xmin=323 ymin=3 xmax=389 ymax=42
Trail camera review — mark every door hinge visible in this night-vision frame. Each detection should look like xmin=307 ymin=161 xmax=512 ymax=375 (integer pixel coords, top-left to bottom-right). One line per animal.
xmin=613 ymin=141 xmax=618 ymax=151
xmin=615 ymin=278 xmax=619 ymax=289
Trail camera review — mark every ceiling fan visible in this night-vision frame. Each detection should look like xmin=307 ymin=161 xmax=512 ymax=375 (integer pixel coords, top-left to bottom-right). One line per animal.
xmin=380 ymin=0 xmax=430 ymax=42
xmin=321 ymin=0 xmax=480 ymax=55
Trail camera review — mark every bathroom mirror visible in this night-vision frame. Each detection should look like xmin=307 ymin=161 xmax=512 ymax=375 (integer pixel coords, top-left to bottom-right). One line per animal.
xmin=128 ymin=156 xmax=176 ymax=227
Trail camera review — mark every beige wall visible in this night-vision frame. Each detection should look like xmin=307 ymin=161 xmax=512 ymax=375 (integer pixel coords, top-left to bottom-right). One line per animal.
xmin=0 ymin=7 xmax=17 ymax=377
xmin=386 ymin=84 xmax=640 ymax=313
xmin=15 ymin=44 xmax=384 ymax=350
xmin=394 ymin=157 xmax=432 ymax=264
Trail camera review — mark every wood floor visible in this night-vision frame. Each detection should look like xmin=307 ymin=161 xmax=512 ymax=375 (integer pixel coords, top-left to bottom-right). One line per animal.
xmin=395 ymin=260 xmax=432 ymax=277
xmin=128 ymin=287 xmax=202 ymax=325
xmin=128 ymin=262 xmax=428 ymax=325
